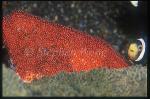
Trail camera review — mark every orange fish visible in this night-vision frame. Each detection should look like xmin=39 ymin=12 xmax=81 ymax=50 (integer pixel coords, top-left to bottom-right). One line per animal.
xmin=3 ymin=11 xmax=129 ymax=83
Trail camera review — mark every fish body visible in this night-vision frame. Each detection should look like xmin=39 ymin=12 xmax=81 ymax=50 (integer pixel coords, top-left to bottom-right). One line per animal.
xmin=3 ymin=11 xmax=129 ymax=83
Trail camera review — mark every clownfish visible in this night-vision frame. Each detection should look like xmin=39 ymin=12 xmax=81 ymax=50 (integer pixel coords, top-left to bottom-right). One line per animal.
xmin=128 ymin=37 xmax=147 ymax=65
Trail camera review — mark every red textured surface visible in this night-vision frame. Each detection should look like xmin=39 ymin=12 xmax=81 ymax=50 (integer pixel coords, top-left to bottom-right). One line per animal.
xmin=3 ymin=11 xmax=129 ymax=83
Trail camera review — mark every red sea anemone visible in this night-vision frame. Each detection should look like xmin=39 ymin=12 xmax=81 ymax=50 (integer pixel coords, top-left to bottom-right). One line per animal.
xmin=3 ymin=11 xmax=129 ymax=83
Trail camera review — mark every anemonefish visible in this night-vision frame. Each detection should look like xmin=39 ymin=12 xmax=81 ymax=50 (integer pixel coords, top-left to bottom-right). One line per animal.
xmin=128 ymin=37 xmax=147 ymax=65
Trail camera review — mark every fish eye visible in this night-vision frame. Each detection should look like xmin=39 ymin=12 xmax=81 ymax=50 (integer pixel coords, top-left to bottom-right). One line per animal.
xmin=130 ymin=49 xmax=134 ymax=52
